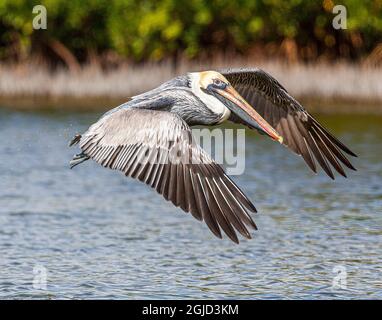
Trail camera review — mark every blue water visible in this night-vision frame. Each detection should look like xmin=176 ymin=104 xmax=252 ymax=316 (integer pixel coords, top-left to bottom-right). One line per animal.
xmin=0 ymin=108 xmax=381 ymax=299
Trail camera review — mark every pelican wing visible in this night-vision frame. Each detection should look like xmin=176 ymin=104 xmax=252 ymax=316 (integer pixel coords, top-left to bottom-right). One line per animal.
xmin=75 ymin=107 xmax=257 ymax=243
xmin=220 ymin=68 xmax=357 ymax=179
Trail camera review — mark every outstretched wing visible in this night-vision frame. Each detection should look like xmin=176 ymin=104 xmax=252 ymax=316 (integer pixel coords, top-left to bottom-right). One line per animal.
xmin=220 ymin=68 xmax=357 ymax=179
xmin=72 ymin=107 xmax=257 ymax=243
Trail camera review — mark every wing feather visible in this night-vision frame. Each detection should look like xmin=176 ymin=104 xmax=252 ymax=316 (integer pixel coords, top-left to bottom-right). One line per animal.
xmin=72 ymin=108 xmax=256 ymax=243
xmin=221 ymin=68 xmax=357 ymax=178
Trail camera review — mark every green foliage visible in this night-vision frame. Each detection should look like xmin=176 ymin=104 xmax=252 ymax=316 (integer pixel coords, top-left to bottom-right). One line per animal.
xmin=0 ymin=0 xmax=381 ymax=62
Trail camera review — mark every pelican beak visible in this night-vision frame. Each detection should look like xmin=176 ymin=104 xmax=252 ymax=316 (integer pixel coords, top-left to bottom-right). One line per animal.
xmin=208 ymin=84 xmax=283 ymax=143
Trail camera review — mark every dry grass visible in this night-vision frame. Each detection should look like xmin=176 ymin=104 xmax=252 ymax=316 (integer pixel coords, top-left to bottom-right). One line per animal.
xmin=1 ymin=58 xmax=382 ymax=112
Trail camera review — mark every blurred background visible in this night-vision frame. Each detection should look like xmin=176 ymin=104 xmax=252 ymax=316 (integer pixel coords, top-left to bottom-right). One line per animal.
xmin=0 ymin=0 xmax=382 ymax=107
xmin=0 ymin=1 xmax=381 ymax=299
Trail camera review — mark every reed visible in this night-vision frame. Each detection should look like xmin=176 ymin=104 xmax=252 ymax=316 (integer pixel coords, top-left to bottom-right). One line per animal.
xmin=1 ymin=58 xmax=382 ymax=111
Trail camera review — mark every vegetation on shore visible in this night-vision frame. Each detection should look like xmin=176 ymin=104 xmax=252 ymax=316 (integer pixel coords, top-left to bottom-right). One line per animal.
xmin=1 ymin=0 xmax=382 ymax=69
xmin=1 ymin=1 xmax=381 ymax=111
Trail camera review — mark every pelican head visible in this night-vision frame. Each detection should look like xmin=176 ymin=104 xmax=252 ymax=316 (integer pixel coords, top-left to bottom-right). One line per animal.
xmin=189 ymin=70 xmax=283 ymax=143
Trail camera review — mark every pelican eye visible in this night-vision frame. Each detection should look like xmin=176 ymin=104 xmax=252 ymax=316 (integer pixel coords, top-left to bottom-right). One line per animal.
xmin=212 ymin=78 xmax=227 ymax=89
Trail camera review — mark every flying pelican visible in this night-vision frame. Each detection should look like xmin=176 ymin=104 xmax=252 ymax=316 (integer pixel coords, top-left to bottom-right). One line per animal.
xmin=69 ymin=68 xmax=357 ymax=243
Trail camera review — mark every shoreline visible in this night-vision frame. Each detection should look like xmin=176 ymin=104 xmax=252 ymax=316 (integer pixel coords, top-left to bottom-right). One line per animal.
xmin=1 ymin=60 xmax=382 ymax=113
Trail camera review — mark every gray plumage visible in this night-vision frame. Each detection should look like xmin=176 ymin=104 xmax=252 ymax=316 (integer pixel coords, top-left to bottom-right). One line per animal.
xmin=69 ymin=68 xmax=356 ymax=243
xmin=71 ymin=108 xmax=256 ymax=243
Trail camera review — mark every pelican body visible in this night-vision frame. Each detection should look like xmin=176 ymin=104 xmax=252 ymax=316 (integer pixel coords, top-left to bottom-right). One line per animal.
xmin=70 ymin=68 xmax=356 ymax=243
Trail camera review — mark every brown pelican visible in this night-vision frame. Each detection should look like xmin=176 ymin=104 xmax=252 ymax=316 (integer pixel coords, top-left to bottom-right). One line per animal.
xmin=69 ymin=68 xmax=356 ymax=243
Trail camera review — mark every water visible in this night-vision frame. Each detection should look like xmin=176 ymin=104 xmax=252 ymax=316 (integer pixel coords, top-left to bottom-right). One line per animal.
xmin=0 ymin=107 xmax=381 ymax=299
